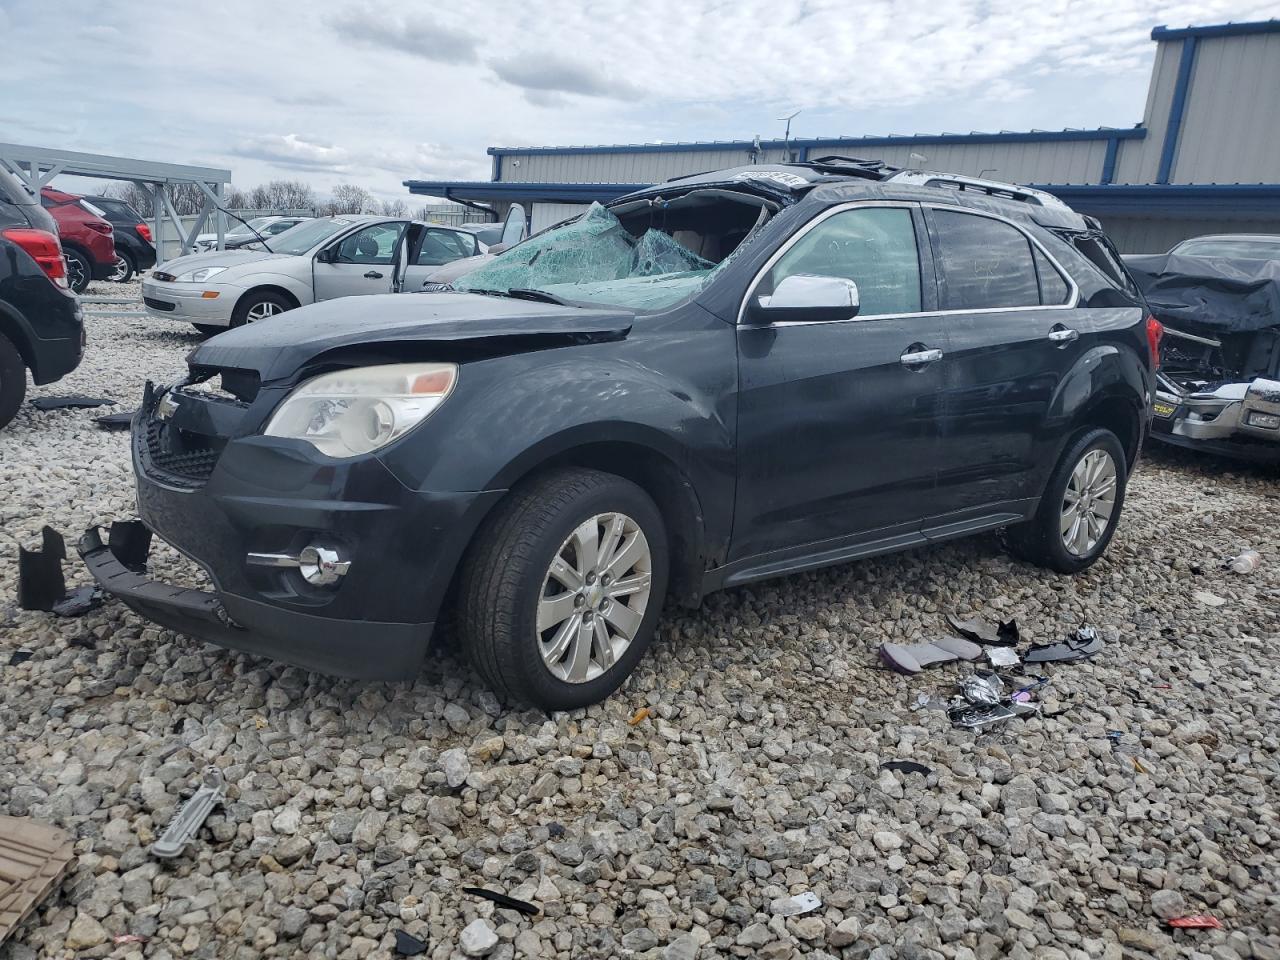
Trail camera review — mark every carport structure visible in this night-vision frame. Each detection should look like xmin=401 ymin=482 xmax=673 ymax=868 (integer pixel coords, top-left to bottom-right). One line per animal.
xmin=0 ymin=142 xmax=232 ymax=263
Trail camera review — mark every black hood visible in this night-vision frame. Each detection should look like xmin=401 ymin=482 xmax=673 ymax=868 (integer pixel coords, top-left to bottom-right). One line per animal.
xmin=190 ymin=292 xmax=634 ymax=382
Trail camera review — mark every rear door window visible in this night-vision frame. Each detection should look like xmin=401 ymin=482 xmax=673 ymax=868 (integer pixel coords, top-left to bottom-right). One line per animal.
xmin=760 ymin=206 xmax=923 ymax=316
xmin=931 ymin=210 xmax=1041 ymax=310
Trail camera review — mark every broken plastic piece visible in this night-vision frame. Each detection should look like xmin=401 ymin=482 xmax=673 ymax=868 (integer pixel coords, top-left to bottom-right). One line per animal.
xmin=878 ymin=636 xmax=982 ymax=674
xmin=627 ymin=707 xmax=650 ymax=726
xmin=107 ymin=520 xmax=152 ymax=573
xmin=948 ymin=703 xmax=1016 ymax=731
xmin=462 ymin=887 xmax=539 ymax=917
xmin=150 ymin=766 xmax=225 ymax=859
xmin=394 ymin=929 xmax=428 ymax=956
xmin=547 ymin=822 xmax=565 ymax=838
xmin=946 ymin=613 xmax=1019 ymax=646
xmin=1024 ymin=625 xmax=1104 ymax=663
xmin=986 ymin=646 xmax=1021 ymax=668
xmin=770 ymin=891 xmax=822 ymax=917
xmin=0 ymin=815 xmax=75 ymax=947
xmin=93 ymin=411 xmax=135 ymax=430
xmin=960 ymin=672 xmax=1004 ymax=706
xmin=17 ymin=526 xmax=66 ymax=612
xmin=879 ymin=760 xmax=932 ymax=776
xmin=113 ymin=934 xmax=148 ymax=945
xmin=8 ymin=650 xmax=33 ymax=666
xmin=1167 ymin=915 xmax=1222 ymax=930
xmin=29 ymin=395 xmax=115 ymax=411
xmin=51 ymin=585 xmax=103 ymax=618
xmin=1224 ymin=549 xmax=1260 ymax=574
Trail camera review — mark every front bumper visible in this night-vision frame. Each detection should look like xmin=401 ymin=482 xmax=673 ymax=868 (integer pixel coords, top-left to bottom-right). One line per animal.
xmin=141 ymin=278 xmax=240 ymax=326
xmin=1152 ymin=375 xmax=1280 ymax=461
xmin=78 ymin=524 xmax=432 ymax=679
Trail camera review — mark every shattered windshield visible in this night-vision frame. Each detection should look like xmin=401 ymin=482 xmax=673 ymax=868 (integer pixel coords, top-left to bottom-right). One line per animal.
xmin=454 ymin=202 xmax=733 ymax=311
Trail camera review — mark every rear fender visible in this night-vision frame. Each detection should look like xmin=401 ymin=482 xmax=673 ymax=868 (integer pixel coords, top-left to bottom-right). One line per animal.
xmin=1041 ymin=343 xmax=1147 ymax=481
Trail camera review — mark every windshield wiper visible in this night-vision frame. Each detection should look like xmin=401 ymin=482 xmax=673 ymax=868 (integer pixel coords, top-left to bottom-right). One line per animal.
xmin=506 ymin=288 xmax=569 ymax=305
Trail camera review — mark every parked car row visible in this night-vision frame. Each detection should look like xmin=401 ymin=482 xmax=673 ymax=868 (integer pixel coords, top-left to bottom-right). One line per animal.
xmin=192 ymin=215 xmax=313 ymax=253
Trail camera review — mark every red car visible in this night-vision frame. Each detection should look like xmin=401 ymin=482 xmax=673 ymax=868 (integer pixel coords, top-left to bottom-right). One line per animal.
xmin=40 ymin=187 xmax=115 ymax=293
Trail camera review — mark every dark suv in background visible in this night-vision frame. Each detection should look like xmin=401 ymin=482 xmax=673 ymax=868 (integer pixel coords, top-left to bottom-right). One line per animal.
xmin=0 ymin=167 xmax=84 ymax=428
xmin=80 ymin=158 xmax=1155 ymax=710
xmin=85 ymin=195 xmax=157 ymax=282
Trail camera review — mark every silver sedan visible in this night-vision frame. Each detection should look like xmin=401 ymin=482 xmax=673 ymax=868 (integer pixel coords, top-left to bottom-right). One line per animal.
xmin=141 ymin=216 xmax=481 ymax=333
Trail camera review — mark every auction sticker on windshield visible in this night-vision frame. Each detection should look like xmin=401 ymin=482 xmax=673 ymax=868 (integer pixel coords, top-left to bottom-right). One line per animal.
xmin=730 ymin=170 xmax=808 ymax=188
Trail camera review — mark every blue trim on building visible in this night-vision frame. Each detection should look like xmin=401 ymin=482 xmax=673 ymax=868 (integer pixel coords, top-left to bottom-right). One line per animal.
xmin=1100 ymin=137 xmax=1120 ymax=184
xmin=485 ymin=128 xmax=1145 ymax=158
xmin=1151 ymin=19 xmax=1280 ymax=41
xmin=491 ymin=153 xmax=502 ymax=182
xmin=405 ymin=180 xmax=649 ymax=203
xmin=1157 ymin=36 xmax=1199 ymax=185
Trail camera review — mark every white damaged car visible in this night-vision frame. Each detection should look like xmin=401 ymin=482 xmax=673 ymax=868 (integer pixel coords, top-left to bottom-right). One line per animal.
xmin=142 ymin=215 xmax=481 ymax=334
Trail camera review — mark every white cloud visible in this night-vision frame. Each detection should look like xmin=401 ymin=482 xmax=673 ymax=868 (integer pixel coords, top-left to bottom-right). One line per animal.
xmin=0 ymin=0 xmax=1274 ymax=199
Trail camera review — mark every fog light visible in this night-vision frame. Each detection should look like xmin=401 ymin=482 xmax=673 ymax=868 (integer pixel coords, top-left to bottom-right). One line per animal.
xmin=1246 ymin=411 xmax=1280 ymax=430
xmin=246 ymin=545 xmax=350 ymax=585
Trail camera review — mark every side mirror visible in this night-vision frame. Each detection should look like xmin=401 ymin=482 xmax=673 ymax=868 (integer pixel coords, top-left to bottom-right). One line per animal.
xmin=315 ymin=246 xmax=337 ymax=264
xmin=746 ymin=274 xmax=860 ymax=324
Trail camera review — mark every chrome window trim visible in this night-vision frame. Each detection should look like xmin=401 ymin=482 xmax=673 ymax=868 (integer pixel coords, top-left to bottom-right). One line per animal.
xmin=736 ymin=199 xmax=1080 ymax=327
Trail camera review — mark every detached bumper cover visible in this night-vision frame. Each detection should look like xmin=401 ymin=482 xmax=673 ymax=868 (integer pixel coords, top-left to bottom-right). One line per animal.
xmin=1152 ymin=376 xmax=1280 ymax=461
xmin=77 ymin=523 xmax=433 ymax=679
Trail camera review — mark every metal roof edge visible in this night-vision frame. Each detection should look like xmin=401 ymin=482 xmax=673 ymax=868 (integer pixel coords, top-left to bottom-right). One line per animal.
xmin=1151 ymin=19 xmax=1280 ymax=41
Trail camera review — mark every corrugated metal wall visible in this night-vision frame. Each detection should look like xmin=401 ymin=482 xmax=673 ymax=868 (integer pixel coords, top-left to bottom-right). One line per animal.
xmin=1100 ymin=215 xmax=1280 ymax=254
xmin=1170 ymin=32 xmax=1280 ymax=184
xmin=530 ymin=202 xmax=591 ymax=233
xmin=1112 ymin=39 xmax=1182 ymax=184
xmin=500 ymin=140 xmax=1110 ymax=188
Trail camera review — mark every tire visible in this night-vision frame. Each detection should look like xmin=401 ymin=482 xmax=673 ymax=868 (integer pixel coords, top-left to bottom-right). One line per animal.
xmin=192 ymin=324 xmax=227 ymax=337
xmin=109 ymin=249 xmax=134 ymax=283
xmin=230 ymin=290 xmax=293 ymax=327
xmin=1005 ymin=427 xmax=1127 ymax=574
xmin=457 ymin=468 xmax=670 ymax=710
xmin=0 ymin=332 xmax=27 ymax=430
xmin=64 ymin=248 xmax=92 ymax=294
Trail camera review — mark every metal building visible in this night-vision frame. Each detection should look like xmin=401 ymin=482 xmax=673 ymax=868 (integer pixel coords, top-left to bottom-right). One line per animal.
xmin=407 ymin=19 xmax=1280 ymax=253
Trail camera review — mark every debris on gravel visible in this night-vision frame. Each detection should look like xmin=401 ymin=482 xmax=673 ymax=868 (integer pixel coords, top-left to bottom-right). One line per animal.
xmin=1 ymin=283 xmax=1278 ymax=958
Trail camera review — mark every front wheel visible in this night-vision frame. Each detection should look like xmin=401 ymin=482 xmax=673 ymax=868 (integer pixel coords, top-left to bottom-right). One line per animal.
xmin=1005 ymin=427 xmax=1127 ymax=573
xmin=0 ymin=332 xmax=26 ymax=430
xmin=457 ymin=468 xmax=669 ymax=710
xmin=230 ymin=290 xmax=293 ymax=327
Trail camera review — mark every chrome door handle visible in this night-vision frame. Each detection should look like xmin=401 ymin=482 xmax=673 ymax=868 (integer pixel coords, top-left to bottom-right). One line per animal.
xmin=1048 ymin=326 xmax=1079 ymax=344
xmin=364 ymin=270 xmax=384 ymax=279
xmin=900 ymin=347 xmax=944 ymax=368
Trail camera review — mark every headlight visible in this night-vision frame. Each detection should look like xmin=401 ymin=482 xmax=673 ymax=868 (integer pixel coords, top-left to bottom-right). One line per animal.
xmin=175 ymin=266 xmax=228 ymax=282
xmin=263 ymin=363 xmax=458 ymax=458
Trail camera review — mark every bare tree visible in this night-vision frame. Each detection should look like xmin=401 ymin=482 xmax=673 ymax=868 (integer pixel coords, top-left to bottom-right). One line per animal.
xmin=325 ymin=183 xmax=376 ymax=216
xmin=379 ymin=198 xmax=408 ymax=217
xmin=224 ymin=185 xmax=250 ymax=209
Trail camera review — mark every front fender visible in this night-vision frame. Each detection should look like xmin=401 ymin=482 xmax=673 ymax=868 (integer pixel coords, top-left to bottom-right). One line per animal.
xmin=235 ymin=271 xmax=314 ymax=307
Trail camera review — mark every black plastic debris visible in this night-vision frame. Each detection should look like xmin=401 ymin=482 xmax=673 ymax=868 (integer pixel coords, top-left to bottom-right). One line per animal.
xmin=1025 ymin=626 xmax=1104 ymax=663
xmin=52 ymin=585 xmax=103 ymax=619
xmin=547 ymin=822 xmax=565 ymax=838
xmin=8 ymin=650 xmax=33 ymax=666
xmin=946 ymin=613 xmax=1019 ymax=646
xmin=93 ymin=411 xmax=135 ymax=430
xmin=463 ymin=887 xmax=539 ymax=917
xmin=948 ymin=702 xmax=1017 ymax=731
xmin=17 ymin=527 xmax=66 ymax=612
xmin=107 ymin=520 xmax=152 ymax=573
xmin=394 ymin=930 xmax=428 ymax=956
xmin=29 ymin=395 xmax=115 ymax=411
xmin=879 ymin=760 xmax=932 ymax=776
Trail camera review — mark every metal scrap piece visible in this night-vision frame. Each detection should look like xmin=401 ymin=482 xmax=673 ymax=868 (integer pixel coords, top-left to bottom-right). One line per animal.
xmin=150 ymin=766 xmax=226 ymax=859
xmin=770 ymin=891 xmax=822 ymax=917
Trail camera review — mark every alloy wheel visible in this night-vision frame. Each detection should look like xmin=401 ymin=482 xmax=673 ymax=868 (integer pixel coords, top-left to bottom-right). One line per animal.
xmin=66 ymin=256 xmax=87 ymax=291
xmin=109 ymin=256 xmax=129 ymax=282
xmin=246 ymin=301 xmax=283 ymax=322
xmin=1060 ymin=449 xmax=1117 ymax=557
xmin=537 ymin=512 xmax=653 ymax=684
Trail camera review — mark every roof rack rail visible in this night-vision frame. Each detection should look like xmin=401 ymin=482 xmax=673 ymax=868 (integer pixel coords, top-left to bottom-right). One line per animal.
xmin=887 ymin=170 xmax=1069 ymax=208
xmin=790 ymin=155 xmax=900 ymax=180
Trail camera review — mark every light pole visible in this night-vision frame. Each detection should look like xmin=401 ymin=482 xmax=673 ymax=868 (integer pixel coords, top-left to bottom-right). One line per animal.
xmin=777 ymin=110 xmax=802 ymax=160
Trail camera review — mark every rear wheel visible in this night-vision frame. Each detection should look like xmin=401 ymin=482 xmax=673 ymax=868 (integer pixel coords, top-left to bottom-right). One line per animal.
xmin=0 ymin=333 xmax=27 ymax=430
xmin=64 ymin=248 xmax=91 ymax=294
xmin=457 ymin=468 xmax=669 ymax=710
xmin=1005 ymin=427 xmax=1127 ymax=573
xmin=230 ymin=290 xmax=293 ymax=328
xmin=109 ymin=250 xmax=134 ymax=283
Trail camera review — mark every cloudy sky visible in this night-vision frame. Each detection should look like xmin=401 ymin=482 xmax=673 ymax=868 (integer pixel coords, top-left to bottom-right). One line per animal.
xmin=0 ymin=0 xmax=1274 ymax=200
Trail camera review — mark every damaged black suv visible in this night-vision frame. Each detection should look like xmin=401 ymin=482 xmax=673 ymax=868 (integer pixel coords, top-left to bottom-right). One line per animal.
xmin=80 ymin=158 xmax=1156 ymax=709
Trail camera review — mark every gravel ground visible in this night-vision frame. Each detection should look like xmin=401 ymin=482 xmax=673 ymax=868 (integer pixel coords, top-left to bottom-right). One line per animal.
xmin=1 ymin=280 xmax=1278 ymax=960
